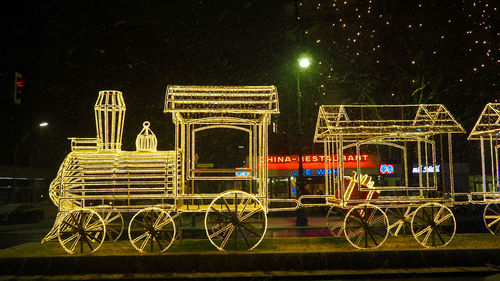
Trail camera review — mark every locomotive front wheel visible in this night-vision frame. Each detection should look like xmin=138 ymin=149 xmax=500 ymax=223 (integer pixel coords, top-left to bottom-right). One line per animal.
xmin=98 ymin=207 xmax=124 ymax=242
xmin=326 ymin=206 xmax=346 ymax=237
xmin=483 ymin=203 xmax=500 ymax=235
xmin=343 ymin=204 xmax=389 ymax=249
xmin=411 ymin=203 xmax=456 ymax=248
xmin=205 ymin=191 xmax=267 ymax=251
xmin=57 ymin=209 xmax=106 ymax=254
xmin=128 ymin=207 xmax=176 ymax=253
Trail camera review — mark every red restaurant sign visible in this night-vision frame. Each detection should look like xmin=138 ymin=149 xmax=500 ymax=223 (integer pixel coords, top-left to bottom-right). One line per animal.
xmin=268 ymin=154 xmax=375 ymax=170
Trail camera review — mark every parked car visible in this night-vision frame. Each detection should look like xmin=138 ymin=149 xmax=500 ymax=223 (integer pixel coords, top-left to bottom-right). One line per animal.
xmin=0 ymin=203 xmax=44 ymax=224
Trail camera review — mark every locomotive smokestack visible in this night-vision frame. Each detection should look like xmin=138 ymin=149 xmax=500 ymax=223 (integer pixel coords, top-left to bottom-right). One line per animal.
xmin=94 ymin=90 xmax=126 ymax=151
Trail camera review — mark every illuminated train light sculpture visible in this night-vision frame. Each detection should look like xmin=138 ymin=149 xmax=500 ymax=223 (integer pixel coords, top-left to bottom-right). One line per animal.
xmin=467 ymin=103 xmax=500 ymax=235
xmin=43 ymin=88 xmax=500 ymax=254
xmin=43 ymin=86 xmax=286 ymax=254
xmin=312 ymin=105 xmax=466 ymax=249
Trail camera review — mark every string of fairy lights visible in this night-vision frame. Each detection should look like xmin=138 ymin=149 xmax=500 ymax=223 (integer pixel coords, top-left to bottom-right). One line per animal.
xmin=295 ymin=0 xmax=499 ymax=103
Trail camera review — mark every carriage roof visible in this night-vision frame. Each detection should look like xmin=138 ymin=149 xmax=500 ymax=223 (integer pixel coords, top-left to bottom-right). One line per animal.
xmin=314 ymin=104 xmax=465 ymax=142
xmin=468 ymin=103 xmax=500 ymax=141
xmin=163 ymin=85 xmax=279 ymax=122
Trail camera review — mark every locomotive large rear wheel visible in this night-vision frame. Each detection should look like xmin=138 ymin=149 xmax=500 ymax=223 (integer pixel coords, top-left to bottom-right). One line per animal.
xmin=205 ymin=190 xmax=267 ymax=251
xmin=57 ymin=209 xmax=106 ymax=255
xmin=128 ymin=207 xmax=176 ymax=253
xmin=483 ymin=203 xmax=500 ymax=235
xmin=411 ymin=203 xmax=456 ymax=248
xmin=343 ymin=204 xmax=389 ymax=249
xmin=98 ymin=207 xmax=124 ymax=242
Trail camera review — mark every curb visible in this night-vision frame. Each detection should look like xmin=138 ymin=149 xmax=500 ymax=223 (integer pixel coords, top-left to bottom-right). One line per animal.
xmin=2 ymin=248 xmax=500 ymax=277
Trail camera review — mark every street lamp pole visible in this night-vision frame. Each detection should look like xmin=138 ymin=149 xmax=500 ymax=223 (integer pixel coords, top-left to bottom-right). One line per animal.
xmin=296 ymin=57 xmax=310 ymax=226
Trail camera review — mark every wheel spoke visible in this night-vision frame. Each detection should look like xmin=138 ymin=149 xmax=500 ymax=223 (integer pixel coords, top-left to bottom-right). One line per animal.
xmin=487 ymin=217 xmax=500 ymax=228
xmin=219 ymin=225 xmax=235 ymax=249
xmin=86 ymin=220 xmax=104 ymax=231
xmin=329 ymin=221 xmax=344 ymax=233
xmin=222 ymin=197 xmax=232 ymax=212
xmin=347 ymin=225 xmax=364 ymax=240
xmin=132 ymin=232 xmax=149 ymax=244
xmin=210 ymin=205 xmax=233 ymax=220
xmin=69 ymin=234 xmax=81 ymax=252
xmin=434 ymin=228 xmax=446 ymax=245
xmin=354 ymin=229 xmax=364 ymax=246
xmin=239 ymin=208 xmax=262 ymax=221
xmin=153 ymin=212 xmax=165 ymax=229
xmin=155 ymin=217 xmax=173 ymax=230
xmin=488 ymin=206 xmax=500 ymax=216
xmin=108 ymin=227 xmax=121 ymax=235
xmin=367 ymin=228 xmax=379 ymax=246
xmin=83 ymin=212 xmax=94 ymax=228
xmin=349 ymin=210 xmax=365 ymax=225
xmin=209 ymin=223 xmax=234 ymax=239
xmin=61 ymin=220 xmax=78 ymax=231
xmin=239 ymin=226 xmax=251 ymax=248
xmin=494 ymin=219 xmax=500 ymax=233
xmin=139 ymin=234 xmax=151 ymax=251
xmin=389 ymin=220 xmax=404 ymax=235
xmin=435 ymin=213 xmax=452 ymax=225
xmin=239 ymin=198 xmax=251 ymax=215
xmin=162 ymin=227 xmax=174 ymax=241
xmin=107 ymin=214 xmax=121 ymax=223
xmin=156 ymin=237 xmax=164 ymax=250
xmin=62 ymin=233 xmax=80 ymax=245
xmin=414 ymin=225 xmax=431 ymax=239
xmin=134 ymin=219 xmax=148 ymax=229
xmin=367 ymin=213 xmax=385 ymax=226
xmin=70 ymin=213 xmax=79 ymax=227
xmin=434 ymin=206 xmax=445 ymax=223
xmin=238 ymin=221 xmax=263 ymax=238
xmin=421 ymin=227 xmax=432 ymax=245
xmin=85 ymin=237 xmax=94 ymax=251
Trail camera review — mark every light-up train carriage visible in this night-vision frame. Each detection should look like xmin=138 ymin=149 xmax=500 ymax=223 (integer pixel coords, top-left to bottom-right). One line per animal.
xmin=43 ymin=86 xmax=291 ymax=254
xmin=308 ymin=104 xmax=466 ymax=249
xmin=465 ymin=103 xmax=500 ymax=235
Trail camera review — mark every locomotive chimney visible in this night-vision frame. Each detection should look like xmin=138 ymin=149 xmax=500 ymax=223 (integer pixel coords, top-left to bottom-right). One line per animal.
xmin=94 ymin=90 xmax=126 ymax=151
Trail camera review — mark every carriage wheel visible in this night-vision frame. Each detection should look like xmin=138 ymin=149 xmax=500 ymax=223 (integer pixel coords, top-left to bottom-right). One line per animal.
xmin=343 ymin=204 xmax=389 ymax=249
xmin=205 ymin=190 xmax=267 ymax=251
xmin=57 ymin=209 xmax=105 ymax=254
xmin=128 ymin=207 xmax=176 ymax=253
xmin=483 ymin=203 xmax=500 ymax=235
xmin=98 ymin=207 xmax=124 ymax=242
xmin=385 ymin=207 xmax=414 ymax=236
xmin=326 ymin=206 xmax=346 ymax=237
xmin=411 ymin=203 xmax=456 ymax=248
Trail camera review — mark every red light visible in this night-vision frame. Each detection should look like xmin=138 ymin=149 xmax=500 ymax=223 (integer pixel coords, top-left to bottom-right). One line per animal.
xmin=16 ymin=80 xmax=25 ymax=87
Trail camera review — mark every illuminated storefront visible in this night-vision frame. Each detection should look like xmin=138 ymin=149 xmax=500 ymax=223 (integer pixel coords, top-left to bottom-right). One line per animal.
xmin=267 ymin=154 xmax=472 ymax=198
xmin=267 ymin=154 xmax=381 ymax=198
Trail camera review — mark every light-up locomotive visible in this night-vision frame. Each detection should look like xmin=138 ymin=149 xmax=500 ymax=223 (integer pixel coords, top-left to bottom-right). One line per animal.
xmin=43 ymin=87 xmax=500 ymax=254
xmin=43 ymin=86 xmax=288 ymax=254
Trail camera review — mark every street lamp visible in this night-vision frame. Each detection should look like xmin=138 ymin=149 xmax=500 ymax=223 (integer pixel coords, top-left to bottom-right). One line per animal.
xmin=299 ymin=58 xmax=310 ymax=69
xmin=296 ymin=56 xmax=310 ymax=226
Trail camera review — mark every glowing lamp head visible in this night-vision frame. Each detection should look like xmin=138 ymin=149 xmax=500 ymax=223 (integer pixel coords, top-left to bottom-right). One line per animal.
xmin=299 ymin=57 xmax=310 ymax=68
xmin=39 ymin=122 xmax=48 ymax=127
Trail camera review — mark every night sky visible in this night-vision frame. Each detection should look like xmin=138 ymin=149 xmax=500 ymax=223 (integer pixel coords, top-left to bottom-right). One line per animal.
xmin=1 ymin=0 xmax=498 ymax=173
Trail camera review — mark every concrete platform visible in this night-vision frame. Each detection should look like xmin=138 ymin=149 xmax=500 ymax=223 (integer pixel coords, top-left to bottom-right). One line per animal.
xmin=1 ymin=234 xmax=500 ymax=280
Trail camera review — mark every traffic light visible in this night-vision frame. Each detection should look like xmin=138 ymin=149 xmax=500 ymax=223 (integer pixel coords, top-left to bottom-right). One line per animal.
xmin=14 ymin=72 xmax=25 ymax=105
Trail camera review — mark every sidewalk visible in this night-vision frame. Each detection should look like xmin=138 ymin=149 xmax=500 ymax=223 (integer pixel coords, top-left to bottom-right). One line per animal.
xmin=1 ymin=235 xmax=500 ymax=280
